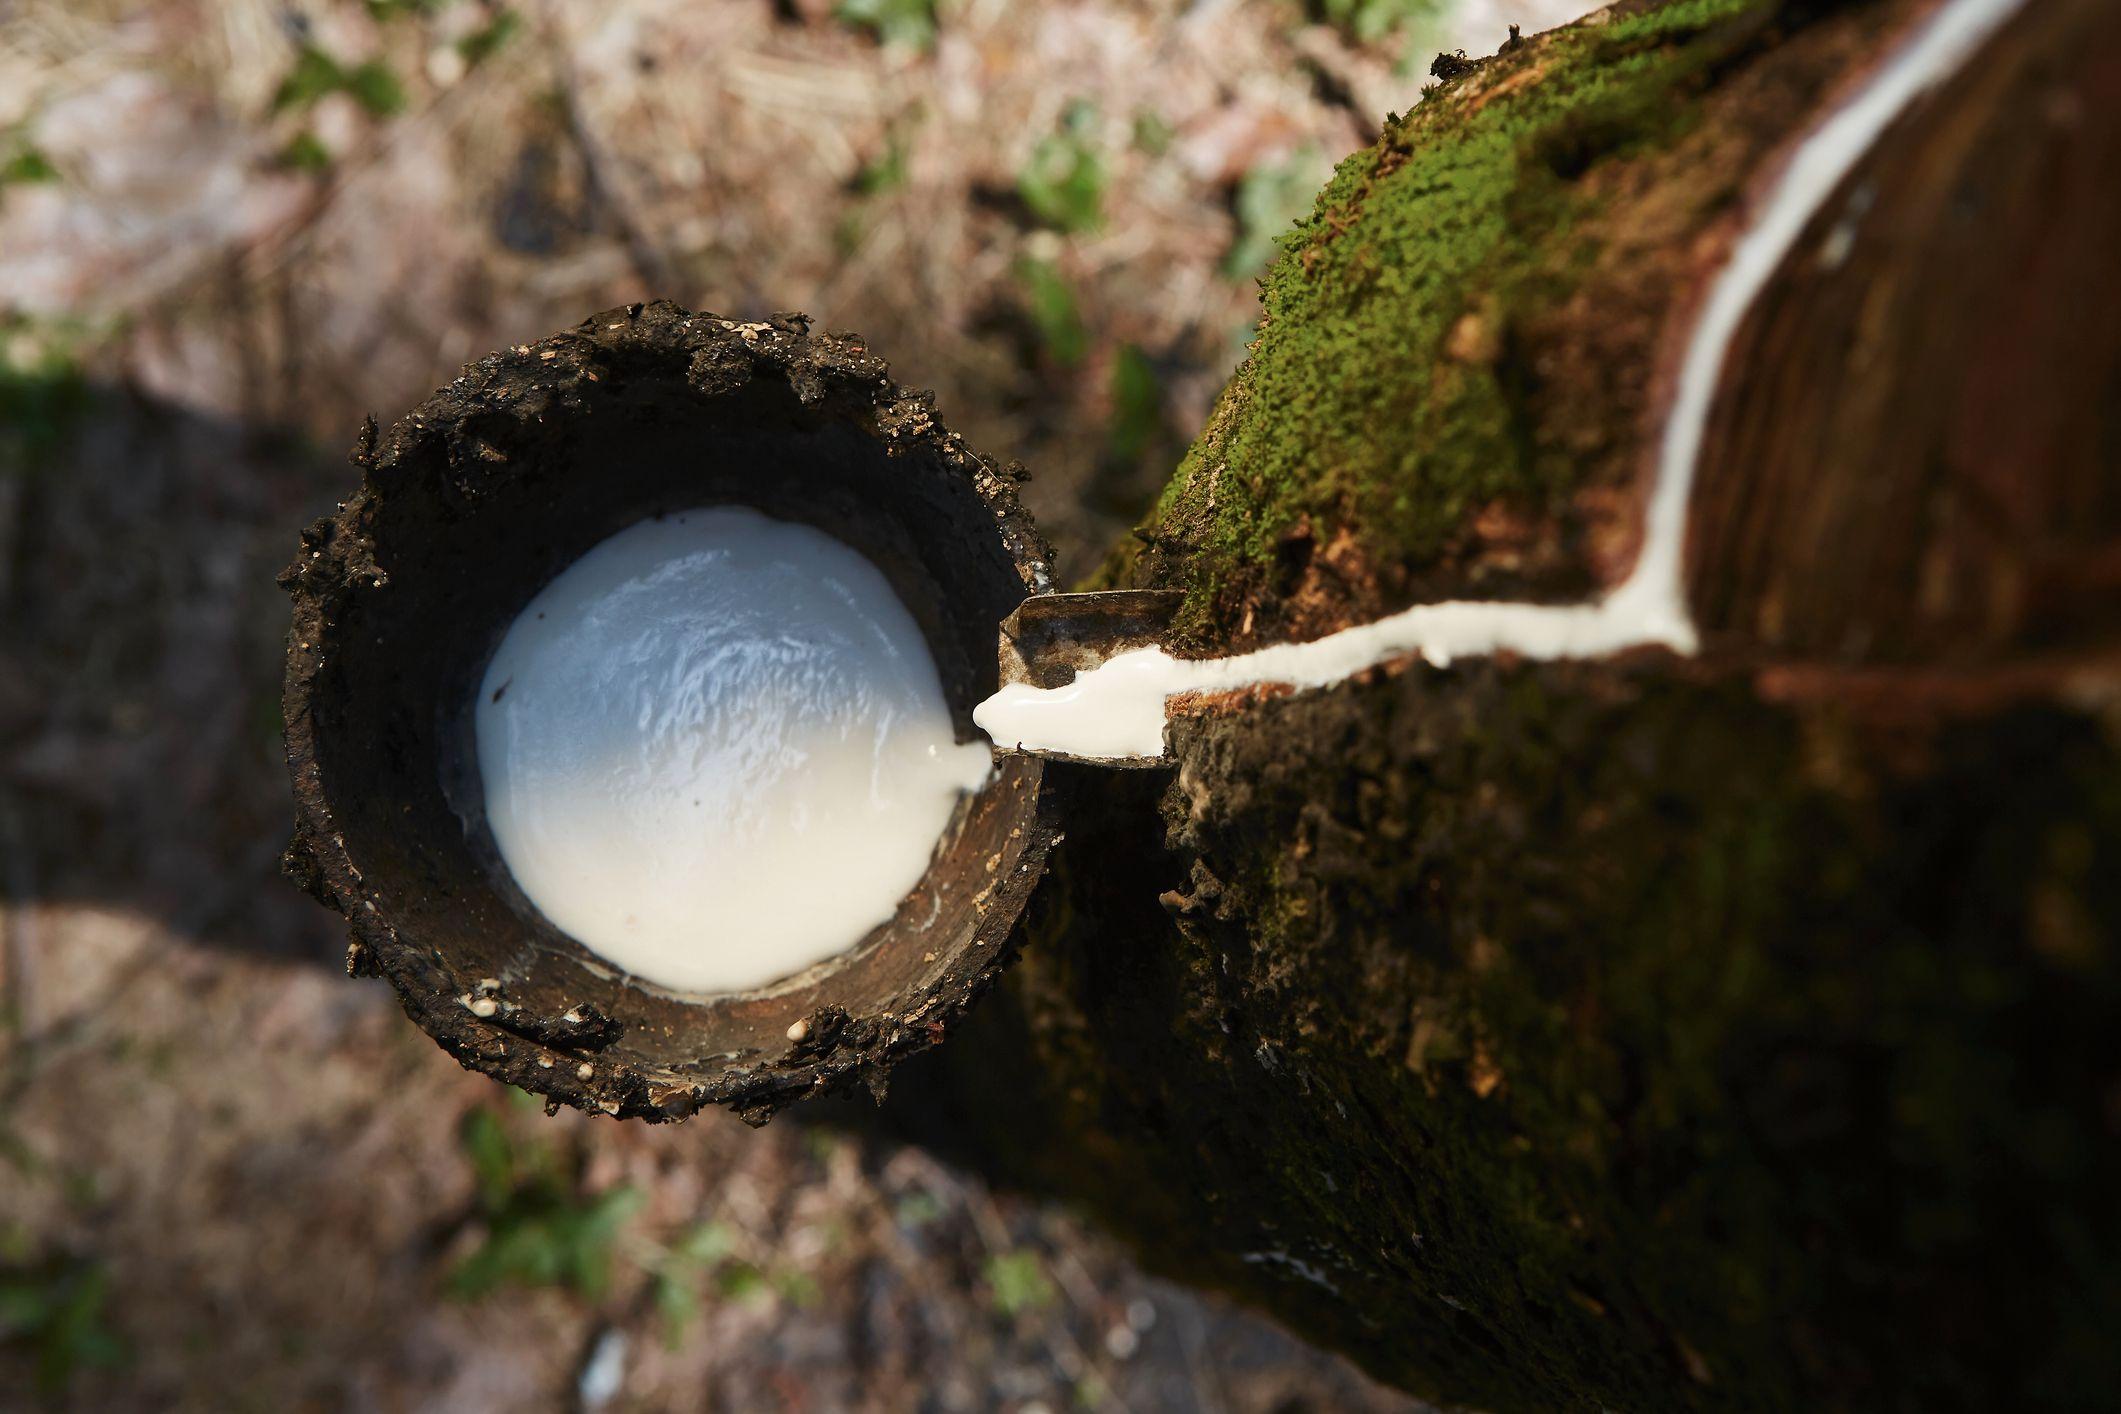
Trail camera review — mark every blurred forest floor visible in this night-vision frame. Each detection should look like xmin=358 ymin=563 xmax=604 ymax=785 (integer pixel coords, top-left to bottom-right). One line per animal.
xmin=0 ymin=0 xmax=1576 ymax=1408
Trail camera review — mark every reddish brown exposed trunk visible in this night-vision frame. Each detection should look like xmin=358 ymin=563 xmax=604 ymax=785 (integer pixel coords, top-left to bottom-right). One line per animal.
xmin=1687 ymin=0 xmax=2121 ymax=665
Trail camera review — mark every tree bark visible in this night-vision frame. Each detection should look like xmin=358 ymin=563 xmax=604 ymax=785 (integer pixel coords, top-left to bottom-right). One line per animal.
xmin=883 ymin=0 xmax=2121 ymax=1408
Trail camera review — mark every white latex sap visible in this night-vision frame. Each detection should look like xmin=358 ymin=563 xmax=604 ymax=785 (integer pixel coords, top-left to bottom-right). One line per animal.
xmin=974 ymin=0 xmax=2026 ymax=763
xmin=476 ymin=508 xmax=991 ymax=995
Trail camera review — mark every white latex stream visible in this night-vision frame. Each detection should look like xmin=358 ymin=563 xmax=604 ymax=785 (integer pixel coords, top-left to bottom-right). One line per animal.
xmin=974 ymin=0 xmax=2027 ymax=762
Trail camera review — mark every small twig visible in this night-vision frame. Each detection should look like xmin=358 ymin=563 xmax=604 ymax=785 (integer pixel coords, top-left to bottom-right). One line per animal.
xmin=538 ymin=0 xmax=682 ymax=298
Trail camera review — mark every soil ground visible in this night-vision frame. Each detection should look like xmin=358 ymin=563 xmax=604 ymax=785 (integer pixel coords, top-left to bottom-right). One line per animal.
xmin=0 ymin=1 xmax=1579 ymax=1407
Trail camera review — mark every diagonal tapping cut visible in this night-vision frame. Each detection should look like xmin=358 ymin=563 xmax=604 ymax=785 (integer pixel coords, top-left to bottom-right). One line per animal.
xmin=974 ymin=0 xmax=2033 ymax=764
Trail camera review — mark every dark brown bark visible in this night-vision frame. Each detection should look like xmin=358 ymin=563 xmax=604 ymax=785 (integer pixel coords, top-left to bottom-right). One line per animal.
xmin=880 ymin=1 xmax=2121 ymax=1409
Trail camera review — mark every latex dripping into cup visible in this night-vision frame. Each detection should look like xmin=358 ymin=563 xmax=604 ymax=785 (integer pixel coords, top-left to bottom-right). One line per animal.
xmin=282 ymin=302 xmax=1397 ymax=1126
xmin=469 ymin=514 xmax=1179 ymax=999
xmin=281 ymin=305 xmax=1071 ymax=1124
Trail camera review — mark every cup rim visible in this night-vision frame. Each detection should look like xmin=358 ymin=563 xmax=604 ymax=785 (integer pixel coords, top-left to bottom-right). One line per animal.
xmin=280 ymin=302 xmax=1058 ymax=1125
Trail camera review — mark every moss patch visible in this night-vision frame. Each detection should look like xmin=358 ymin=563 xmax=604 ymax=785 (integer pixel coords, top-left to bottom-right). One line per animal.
xmin=1129 ymin=0 xmax=1860 ymax=650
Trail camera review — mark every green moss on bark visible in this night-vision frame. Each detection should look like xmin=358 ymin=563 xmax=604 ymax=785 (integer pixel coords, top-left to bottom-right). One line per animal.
xmin=1131 ymin=0 xmax=1845 ymax=648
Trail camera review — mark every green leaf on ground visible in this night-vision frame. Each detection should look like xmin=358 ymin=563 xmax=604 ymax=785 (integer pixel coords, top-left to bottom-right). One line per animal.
xmin=652 ymin=1269 xmax=698 ymax=1345
xmin=714 ymin=1261 xmax=768 ymax=1302
xmin=1 ymin=328 xmax=90 ymax=474
xmin=272 ymin=46 xmax=406 ymax=118
xmin=1017 ymin=101 xmax=1105 ymax=233
xmin=1016 ymin=259 xmax=1088 ymax=367
xmin=448 ymin=1106 xmax=643 ymax=1301
xmin=984 ymin=1251 xmax=1057 ymax=1316
xmin=1130 ymin=109 xmax=1173 ymax=157
xmin=459 ymin=10 xmax=523 ymax=67
xmin=449 ymin=1184 xmax=643 ymax=1301
xmin=0 ymin=1255 xmax=129 ymax=1395
xmin=835 ymin=0 xmax=938 ymax=51
xmin=272 ymin=46 xmax=349 ymax=113
xmin=0 ymin=146 xmax=58 ymax=187
xmin=277 ymin=131 xmax=333 ymax=173
xmin=1108 ymin=344 xmax=1164 ymax=465
xmin=854 ymin=134 xmax=909 ymax=196
xmin=771 ymin=1268 xmax=822 ymax=1308
xmin=346 ymin=61 xmax=408 ymax=117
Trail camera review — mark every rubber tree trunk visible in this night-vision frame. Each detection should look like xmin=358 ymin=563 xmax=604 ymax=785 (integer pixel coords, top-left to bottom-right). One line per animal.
xmin=883 ymin=1 xmax=2121 ymax=1408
